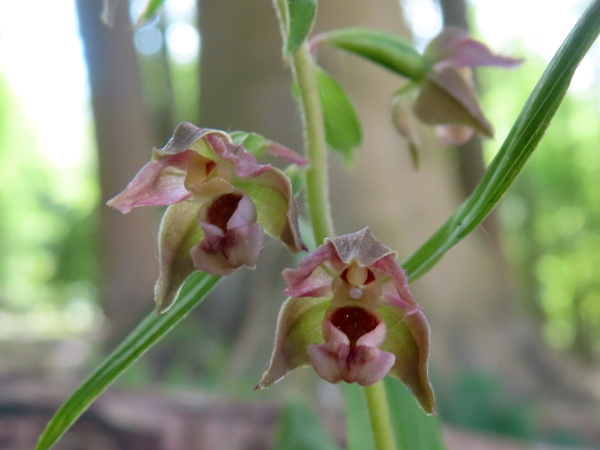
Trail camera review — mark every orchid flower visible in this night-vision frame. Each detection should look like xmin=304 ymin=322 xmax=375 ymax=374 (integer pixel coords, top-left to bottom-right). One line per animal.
xmin=393 ymin=27 xmax=523 ymax=155
xmin=108 ymin=122 xmax=306 ymax=313
xmin=255 ymin=228 xmax=435 ymax=414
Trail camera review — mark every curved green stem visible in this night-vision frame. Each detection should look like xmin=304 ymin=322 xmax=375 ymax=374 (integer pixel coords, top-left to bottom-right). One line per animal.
xmin=364 ymin=381 xmax=398 ymax=450
xmin=291 ymin=43 xmax=335 ymax=243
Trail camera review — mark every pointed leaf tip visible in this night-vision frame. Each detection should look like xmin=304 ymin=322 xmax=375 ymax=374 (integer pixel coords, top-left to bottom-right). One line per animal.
xmin=285 ymin=0 xmax=318 ymax=57
xmin=323 ymin=28 xmax=427 ymax=81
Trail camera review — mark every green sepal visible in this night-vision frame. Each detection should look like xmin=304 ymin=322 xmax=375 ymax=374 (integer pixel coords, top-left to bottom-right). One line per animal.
xmin=237 ymin=168 xmax=305 ymax=253
xmin=285 ymin=0 xmax=318 ymax=57
xmin=413 ymin=66 xmax=494 ymax=137
xmin=391 ymin=87 xmax=421 ymax=167
xmin=379 ymin=305 xmax=435 ymax=414
xmin=154 ymin=201 xmax=204 ymax=315
xmin=316 ymin=66 xmax=362 ymax=164
xmin=230 ymin=131 xmax=272 ymax=158
xmin=284 ymin=163 xmax=307 ymax=197
xmin=322 ymin=27 xmax=428 ymax=81
xmin=255 ymin=297 xmax=329 ymax=389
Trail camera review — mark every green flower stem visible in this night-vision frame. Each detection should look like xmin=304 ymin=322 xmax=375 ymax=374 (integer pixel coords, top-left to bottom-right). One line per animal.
xmin=272 ymin=3 xmax=395 ymax=449
xmin=291 ymin=43 xmax=335 ymax=243
xmin=289 ymin=32 xmax=397 ymax=450
xmin=364 ymin=381 xmax=397 ymax=450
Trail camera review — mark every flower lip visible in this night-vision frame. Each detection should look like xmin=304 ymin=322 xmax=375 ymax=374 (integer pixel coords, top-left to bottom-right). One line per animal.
xmin=205 ymin=192 xmax=244 ymax=232
xmin=329 ymin=306 xmax=379 ymax=346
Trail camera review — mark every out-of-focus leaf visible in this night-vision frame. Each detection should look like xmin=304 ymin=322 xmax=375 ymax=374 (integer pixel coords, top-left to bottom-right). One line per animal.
xmin=322 ymin=27 xmax=427 ymax=81
xmin=136 ymin=0 xmax=165 ymax=25
xmin=384 ymin=377 xmax=446 ymax=450
xmin=274 ymin=397 xmax=340 ymax=450
xmin=285 ymin=0 xmax=318 ymax=57
xmin=36 ymin=272 xmax=221 ymax=450
xmin=340 ymin=384 xmax=375 ymax=450
xmin=315 ymin=67 xmax=362 ymax=164
xmin=403 ymin=0 xmax=600 ymax=282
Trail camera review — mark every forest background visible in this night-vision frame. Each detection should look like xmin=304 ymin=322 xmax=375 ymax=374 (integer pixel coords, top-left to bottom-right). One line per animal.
xmin=1 ymin=0 xmax=600 ymax=448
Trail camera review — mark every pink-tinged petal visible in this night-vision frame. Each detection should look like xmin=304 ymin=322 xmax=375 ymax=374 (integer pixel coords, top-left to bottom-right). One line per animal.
xmin=237 ymin=167 xmax=306 ymax=253
xmin=255 ymin=297 xmax=330 ymax=390
xmin=282 ymin=242 xmax=342 ymax=298
xmin=154 ymin=202 xmax=204 ymax=315
xmin=192 ymin=192 xmax=263 ymax=275
xmin=442 ymin=38 xmax=523 ymax=68
xmin=414 ymin=66 xmax=494 ymax=138
xmin=107 ymin=150 xmax=195 ymax=214
xmin=205 ymin=133 xmax=270 ymax=178
xmin=266 ymin=142 xmax=309 ymax=166
xmin=329 ymin=227 xmax=397 ymax=267
xmin=190 ymin=224 xmax=263 ymax=276
xmin=379 ymin=305 xmax=435 ymax=414
xmin=159 ymin=122 xmax=229 ymax=157
xmin=308 ymin=320 xmax=395 ymax=386
xmin=425 ymin=27 xmax=523 ymax=68
xmin=225 ymin=193 xmax=258 ymax=229
xmin=436 ymin=124 xmax=475 ymax=146
xmin=160 ymin=122 xmax=269 ymax=178
xmin=372 ymin=254 xmax=422 ymax=314
xmin=198 ymin=192 xmax=257 ymax=233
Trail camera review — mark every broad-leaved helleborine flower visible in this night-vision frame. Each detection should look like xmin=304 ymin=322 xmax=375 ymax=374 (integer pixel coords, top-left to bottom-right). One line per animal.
xmin=393 ymin=27 xmax=522 ymax=156
xmin=255 ymin=228 xmax=435 ymax=414
xmin=107 ymin=122 xmax=306 ymax=313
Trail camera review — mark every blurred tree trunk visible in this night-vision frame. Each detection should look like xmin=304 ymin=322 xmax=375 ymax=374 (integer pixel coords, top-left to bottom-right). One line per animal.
xmin=77 ymin=0 xmax=158 ymax=344
xmin=197 ymin=0 xmax=302 ymax=148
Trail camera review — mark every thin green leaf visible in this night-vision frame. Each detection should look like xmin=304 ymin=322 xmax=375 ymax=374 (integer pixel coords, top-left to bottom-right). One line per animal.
xmin=285 ymin=0 xmax=318 ymax=57
xmin=340 ymin=384 xmax=375 ymax=450
xmin=274 ymin=398 xmax=340 ymax=450
xmin=403 ymin=0 xmax=600 ymax=282
xmin=316 ymin=67 xmax=362 ymax=164
xmin=384 ymin=377 xmax=446 ymax=450
xmin=136 ymin=0 xmax=165 ymax=25
xmin=36 ymin=272 xmax=221 ymax=450
xmin=322 ymin=27 xmax=427 ymax=81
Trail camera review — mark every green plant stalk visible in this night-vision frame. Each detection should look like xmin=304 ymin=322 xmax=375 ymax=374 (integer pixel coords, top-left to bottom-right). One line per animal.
xmin=291 ymin=43 xmax=335 ymax=244
xmin=272 ymin=2 xmax=397 ymax=446
xmin=364 ymin=381 xmax=398 ymax=450
xmin=290 ymin=31 xmax=397 ymax=450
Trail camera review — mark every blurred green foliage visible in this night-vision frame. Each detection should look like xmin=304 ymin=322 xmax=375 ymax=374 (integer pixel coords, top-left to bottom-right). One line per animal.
xmin=0 ymin=74 xmax=100 ymax=338
xmin=484 ymin=55 xmax=600 ymax=362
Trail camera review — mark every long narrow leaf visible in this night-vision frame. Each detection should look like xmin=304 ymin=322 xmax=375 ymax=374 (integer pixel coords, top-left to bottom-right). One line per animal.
xmin=274 ymin=398 xmax=340 ymax=450
xmin=36 ymin=272 xmax=221 ymax=450
xmin=322 ymin=27 xmax=427 ymax=81
xmin=403 ymin=0 xmax=600 ymax=281
xmin=340 ymin=384 xmax=375 ymax=450
xmin=385 ymin=378 xmax=445 ymax=450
